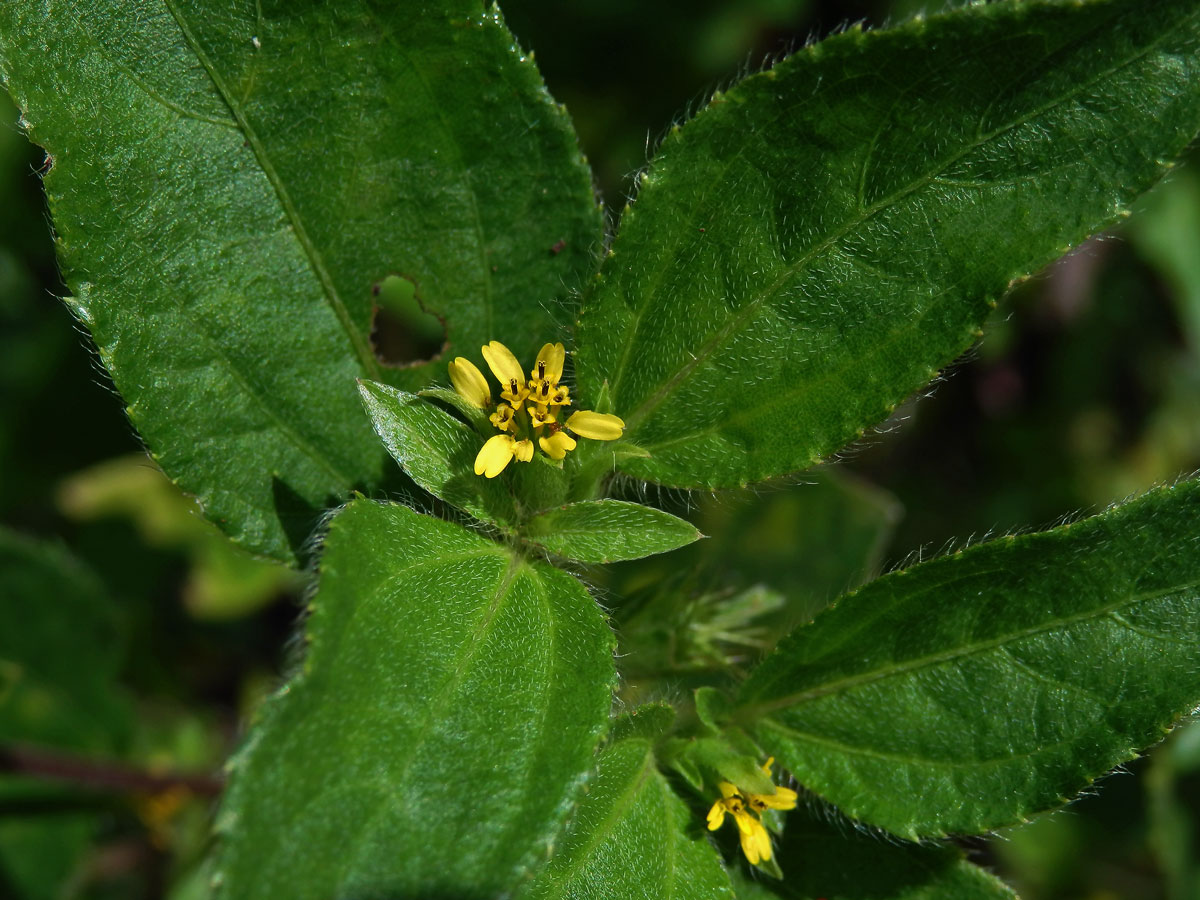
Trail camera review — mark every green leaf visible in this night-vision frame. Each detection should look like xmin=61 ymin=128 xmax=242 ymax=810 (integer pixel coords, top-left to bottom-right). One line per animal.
xmin=525 ymin=499 xmax=702 ymax=563
xmin=0 ymin=529 xmax=132 ymax=900
xmin=358 ymin=380 xmax=518 ymax=528
xmin=515 ymin=734 xmax=733 ymax=900
xmin=0 ymin=2 xmax=601 ymax=563
xmin=576 ymin=0 xmax=1200 ymax=488
xmin=0 ymin=528 xmax=128 ymax=750
xmin=215 ymin=500 xmax=615 ymax=898
xmin=726 ymin=806 xmax=1015 ymax=900
xmin=737 ymin=478 xmax=1200 ymax=839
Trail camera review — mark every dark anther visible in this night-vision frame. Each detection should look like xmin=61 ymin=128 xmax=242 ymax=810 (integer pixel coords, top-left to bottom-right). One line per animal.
xmin=510 ymin=379 xmax=519 ymax=394
xmin=537 ymin=361 xmax=546 ymax=379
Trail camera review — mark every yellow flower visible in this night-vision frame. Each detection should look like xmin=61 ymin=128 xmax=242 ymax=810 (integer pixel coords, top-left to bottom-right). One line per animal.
xmin=707 ymin=782 xmax=774 ymax=865
xmin=528 ymin=405 xmax=557 ymax=429
xmin=706 ymin=760 xmax=796 ymax=866
xmin=489 ymin=404 xmax=515 ymax=433
xmin=448 ymin=339 xmax=628 ymax=478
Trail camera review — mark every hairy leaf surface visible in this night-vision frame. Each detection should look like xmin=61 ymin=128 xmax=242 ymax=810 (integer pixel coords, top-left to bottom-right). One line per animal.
xmin=0 ymin=1 xmax=601 ymax=562
xmin=577 ymin=0 xmax=1200 ymax=487
xmin=525 ymin=499 xmax=702 ymax=563
xmin=215 ymin=501 xmax=615 ymax=898
xmin=738 ymin=479 xmax=1200 ymax=838
xmin=516 ymin=735 xmax=733 ymax=900
xmin=358 ymin=381 xmax=517 ymax=528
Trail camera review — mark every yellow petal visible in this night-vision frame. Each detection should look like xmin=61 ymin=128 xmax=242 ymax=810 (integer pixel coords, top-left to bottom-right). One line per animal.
xmin=706 ymin=800 xmax=726 ymax=831
xmin=753 ymin=786 xmax=798 ymax=811
xmin=474 ymin=434 xmax=515 ymax=478
xmin=539 ymin=430 xmax=577 ymax=460
xmin=481 ymin=341 xmax=525 ymax=388
xmin=738 ymin=815 xmax=771 ymax=864
xmin=513 ymin=438 xmax=534 ymax=463
xmin=732 ymin=808 xmax=757 ymax=836
xmin=718 ymin=781 xmax=740 ymax=799
xmin=530 ymin=342 xmax=565 ymax=384
xmin=448 ymin=358 xmax=491 ymax=409
xmin=566 ymin=410 xmax=625 ymax=441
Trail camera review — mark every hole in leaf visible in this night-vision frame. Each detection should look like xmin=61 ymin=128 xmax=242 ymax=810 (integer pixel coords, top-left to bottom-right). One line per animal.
xmin=369 ymin=274 xmax=447 ymax=366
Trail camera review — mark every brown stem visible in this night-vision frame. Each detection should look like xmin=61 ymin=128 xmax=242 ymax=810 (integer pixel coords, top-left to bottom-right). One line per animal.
xmin=0 ymin=743 xmax=225 ymax=797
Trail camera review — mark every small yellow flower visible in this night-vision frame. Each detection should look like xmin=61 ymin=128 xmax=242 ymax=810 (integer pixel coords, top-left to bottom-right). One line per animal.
xmin=448 ymin=339 xmax=627 ymax=478
xmin=490 ymin=404 xmax=515 ymax=433
xmin=528 ymin=405 xmax=557 ymax=429
xmin=707 ymin=782 xmax=774 ymax=865
xmin=706 ymin=760 xmax=796 ymax=866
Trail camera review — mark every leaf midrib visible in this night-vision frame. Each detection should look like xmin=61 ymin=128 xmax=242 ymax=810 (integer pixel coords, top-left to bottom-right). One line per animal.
xmin=159 ymin=0 xmax=382 ymax=381
xmin=535 ymin=743 xmax=657 ymax=900
xmin=616 ymin=3 xmax=1189 ymax=433
xmin=739 ymin=575 xmax=1200 ymax=721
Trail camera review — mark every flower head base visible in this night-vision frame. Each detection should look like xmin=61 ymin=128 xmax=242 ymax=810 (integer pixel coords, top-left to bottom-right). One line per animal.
xmin=450 ymin=340 xmax=625 ymax=478
xmin=706 ymin=758 xmax=797 ymax=866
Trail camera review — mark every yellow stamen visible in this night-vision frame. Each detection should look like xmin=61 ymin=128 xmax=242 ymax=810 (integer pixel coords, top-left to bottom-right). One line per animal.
xmin=566 ymin=410 xmax=625 ymax=441
xmin=448 ymin=358 xmax=491 ymax=409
